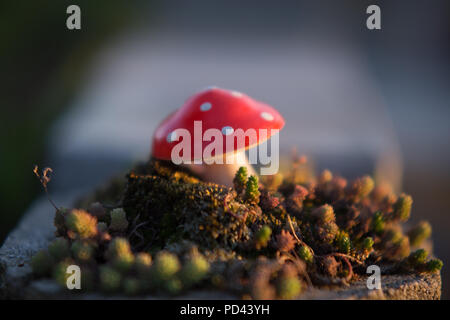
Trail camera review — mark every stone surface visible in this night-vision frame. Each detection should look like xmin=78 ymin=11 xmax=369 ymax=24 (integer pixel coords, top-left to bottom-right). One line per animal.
xmin=0 ymin=194 xmax=441 ymax=300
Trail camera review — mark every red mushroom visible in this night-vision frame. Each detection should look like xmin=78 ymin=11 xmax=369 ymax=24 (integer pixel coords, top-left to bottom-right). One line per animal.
xmin=151 ymin=87 xmax=285 ymax=187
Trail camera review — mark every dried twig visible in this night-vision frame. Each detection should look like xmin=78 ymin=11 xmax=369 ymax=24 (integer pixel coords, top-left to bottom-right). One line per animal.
xmin=33 ymin=165 xmax=58 ymax=210
xmin=287 ymin=215 xmax=315 ymax=255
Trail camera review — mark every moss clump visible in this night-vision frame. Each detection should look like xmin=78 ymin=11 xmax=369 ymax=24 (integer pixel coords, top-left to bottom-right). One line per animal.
xmin=31 ymin=159 xmax=442 ymax=299
xmin=135 ymin=252 xmax=152 ymax=272
xmin=123 ymin=163 xmax=254 ymax=251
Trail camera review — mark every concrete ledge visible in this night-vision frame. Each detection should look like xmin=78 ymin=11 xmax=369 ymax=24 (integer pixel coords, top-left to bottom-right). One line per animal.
xmin=0 ymin=194 xmax=441 ymax=300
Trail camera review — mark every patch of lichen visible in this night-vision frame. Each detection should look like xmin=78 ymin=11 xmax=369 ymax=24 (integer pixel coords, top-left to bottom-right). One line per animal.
xmin=30 ymin=158 xmax=443 ymax=299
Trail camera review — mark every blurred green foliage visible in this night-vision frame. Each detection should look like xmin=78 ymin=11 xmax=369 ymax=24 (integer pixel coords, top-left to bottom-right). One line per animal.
xmin=0 ymin=1 xmax=147 ymax=244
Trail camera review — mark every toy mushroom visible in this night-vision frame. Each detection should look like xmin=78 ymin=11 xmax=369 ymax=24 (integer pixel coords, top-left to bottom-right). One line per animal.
xmin=151 ymin=87 xmax=285 ymax=187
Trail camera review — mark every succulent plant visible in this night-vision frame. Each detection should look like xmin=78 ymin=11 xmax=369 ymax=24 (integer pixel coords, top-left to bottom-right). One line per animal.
xmin=151 ymin=251 xmax=180 ymax=284
xmin=65 ymin=209 xmax=98 ymax=239
xmin=106 ymin=237 xmax=134 ymax=272
xmin=100 ymin=266 xmax=122 ymax=293
xmin=348 ymin=175 xmax=374 ymax=199
xmin=393 ymin=194 xmax=412 ymax=222
xmin=53 ymin=259 xmax=74 ymax=287
xmin=407 ymin=221 xmax=432 ymax=247
xmin=31 ymin=250 xmax=53 ymax=276
xmin=276 ymin=230 xmax=296 ymax=252
xmin=408 ymin=248 xmax=428 ymax=265
xmin=362 ymin=237 xmax=374 ymax=251
xmin=319 ymin=169 xmax=333 ymax=184
xmin=298 ymin=246 xmax=313 ymax=264
xmin=97 ymin=222 xmax=108 ymax=233
xmin=371 ymin=211 xmax=385 ymax=234
xmin=164 ymin=278 xmax=183 ymax=295
xmin=180 ymin=253 xmax=210 ymax=287
xmin=245 ymin=175 xmax=260 ymax=204
xmin=233 ymin=166 xmax=248 ymax=194
xmin=426 ymin=259 xmax=443 ymax=273
xmin=336 ymin=231 xmax=351 ymax=254
xmin=254 ymin=225 xmax=272 ymax=249
xmin=48 ymin=238 xmax=70 ymax=261
xmin=71 ymin=240 xmax=95 ymax=262
xmin=109 ymin=208 xmax=129 ymax=232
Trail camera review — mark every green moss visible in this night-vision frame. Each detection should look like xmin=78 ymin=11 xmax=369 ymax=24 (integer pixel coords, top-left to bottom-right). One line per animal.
xmin=135 ymin=252 xmax=152 ymax=273
xmin=123 ymin=277 xmax=141 ymax=296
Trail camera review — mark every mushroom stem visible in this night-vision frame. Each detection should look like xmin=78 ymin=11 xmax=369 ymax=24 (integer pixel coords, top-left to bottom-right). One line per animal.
xmin=184 ymin=150 xmax=256 ymax=188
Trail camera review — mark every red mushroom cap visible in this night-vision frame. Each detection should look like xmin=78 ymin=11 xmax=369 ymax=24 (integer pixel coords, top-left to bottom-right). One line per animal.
xmin=152 ymin=87 xmax=285 ymax=161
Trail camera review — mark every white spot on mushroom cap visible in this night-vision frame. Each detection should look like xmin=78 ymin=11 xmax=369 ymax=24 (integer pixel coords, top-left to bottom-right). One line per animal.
xmin=200 ymin=102 xmax=212 ymax=111
xmin=260 ymin=112 xmax=274 ymax=121
xmin=231 ymin=91 xmax=243 ymax=97
xmin=167 ymin=131 xmax=178 ymax=143
xmin=222 ymin=126 xmax=234 ymax=135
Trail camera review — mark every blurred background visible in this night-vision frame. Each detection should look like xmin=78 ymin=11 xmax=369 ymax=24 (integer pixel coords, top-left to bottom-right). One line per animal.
xmin=1 ymin=0 xmax=449 ymax=297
